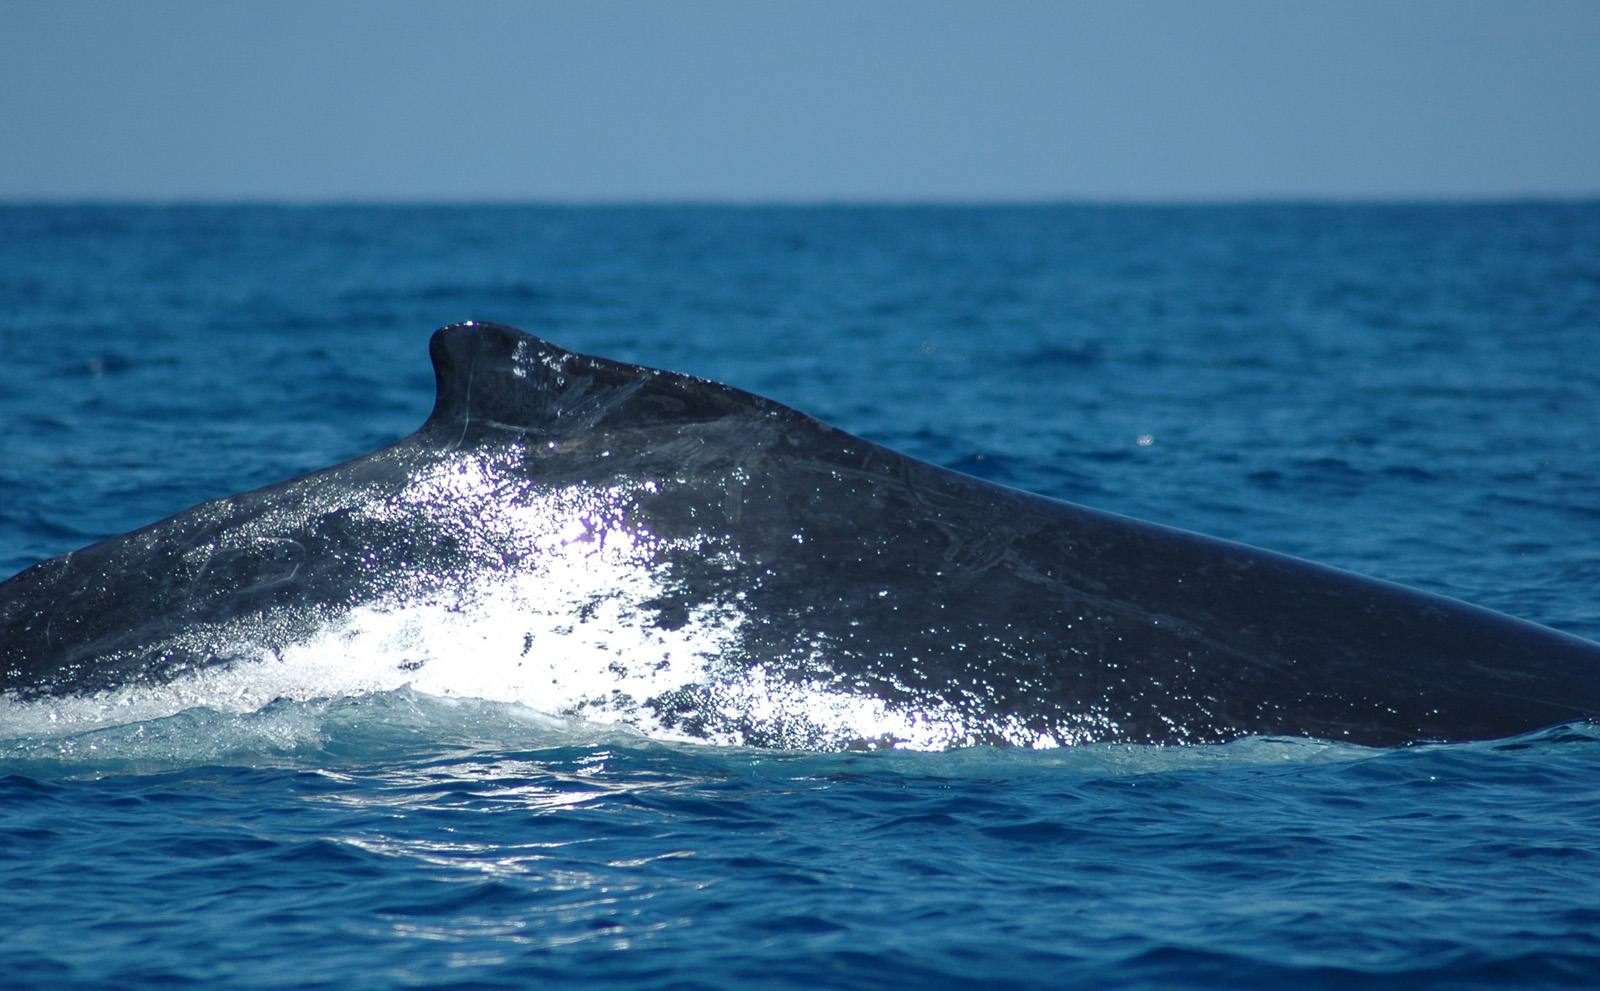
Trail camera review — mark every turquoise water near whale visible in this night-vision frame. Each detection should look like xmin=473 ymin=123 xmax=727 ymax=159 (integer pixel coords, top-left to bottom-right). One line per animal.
xmin=2 ymin=203 xmax=1600 ymax=988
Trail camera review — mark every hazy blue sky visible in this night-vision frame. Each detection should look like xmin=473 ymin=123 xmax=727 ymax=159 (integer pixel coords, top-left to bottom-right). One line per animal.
xmin=2 ymin=0 xmax=1596 ymax=202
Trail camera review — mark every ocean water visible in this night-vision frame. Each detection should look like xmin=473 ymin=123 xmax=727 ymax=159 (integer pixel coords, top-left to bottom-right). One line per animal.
xmin=2 ymin=203 xmax=1599 ymax=989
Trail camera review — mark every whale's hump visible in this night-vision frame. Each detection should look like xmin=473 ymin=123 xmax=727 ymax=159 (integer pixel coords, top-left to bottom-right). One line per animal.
xmin=424 ymin=321 xmax=787 ymax=442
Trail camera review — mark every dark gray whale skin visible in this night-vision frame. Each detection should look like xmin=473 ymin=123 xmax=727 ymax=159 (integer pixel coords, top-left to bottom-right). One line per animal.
xmin=4 ymin=321 xmax=1599 ymax=747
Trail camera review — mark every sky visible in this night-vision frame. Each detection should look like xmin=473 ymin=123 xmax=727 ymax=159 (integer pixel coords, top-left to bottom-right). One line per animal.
xmin=1 ymin=0 xmax=1597 ymax=203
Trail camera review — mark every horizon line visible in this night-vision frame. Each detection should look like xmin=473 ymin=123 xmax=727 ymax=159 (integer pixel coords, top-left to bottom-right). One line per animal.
xmin=3 ymin=193 xmax=1599 ymax=209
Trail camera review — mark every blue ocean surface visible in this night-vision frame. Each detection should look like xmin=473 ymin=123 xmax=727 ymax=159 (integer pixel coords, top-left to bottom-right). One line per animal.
xmin=2 ymin=203 xmax=1599 ymax=989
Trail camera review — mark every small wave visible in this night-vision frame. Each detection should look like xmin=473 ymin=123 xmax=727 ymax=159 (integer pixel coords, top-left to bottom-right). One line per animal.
xmin=0 ymin=682 xmax=1380 ymax=780
xmin=0 ymin=689 xmax=650 ymax=777
xmin=9 ymin=676 xmax=1590 ymax=779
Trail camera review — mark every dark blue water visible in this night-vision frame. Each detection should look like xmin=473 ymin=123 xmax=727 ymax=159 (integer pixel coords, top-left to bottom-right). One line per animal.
xmin=2 ymin=203 xmax=1599 ymax=989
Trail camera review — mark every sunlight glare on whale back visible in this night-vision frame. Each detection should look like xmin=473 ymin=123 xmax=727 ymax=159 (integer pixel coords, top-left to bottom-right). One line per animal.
xmin=341 ymin=451 xmax=742 ymax=728
xmin=267 ymin=450 xmax=1050 ymax=750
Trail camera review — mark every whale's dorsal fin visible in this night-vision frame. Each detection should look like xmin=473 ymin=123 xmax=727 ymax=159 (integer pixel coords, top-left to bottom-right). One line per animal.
xmin=423 ymin=321 xmax=782 ymax=441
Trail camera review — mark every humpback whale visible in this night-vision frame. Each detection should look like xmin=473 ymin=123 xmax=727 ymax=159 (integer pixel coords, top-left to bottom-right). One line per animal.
xmin=3 ymin=321 xmax=1599 ymax=748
